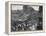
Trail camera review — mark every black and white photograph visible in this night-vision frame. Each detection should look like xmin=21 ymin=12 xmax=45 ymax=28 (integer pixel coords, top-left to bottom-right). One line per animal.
xmin=11 ymin=4 xmax=43 ymax=32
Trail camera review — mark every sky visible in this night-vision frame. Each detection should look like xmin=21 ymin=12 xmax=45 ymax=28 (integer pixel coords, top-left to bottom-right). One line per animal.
xmin=12 ymin=5 xmax=39 ymax=11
